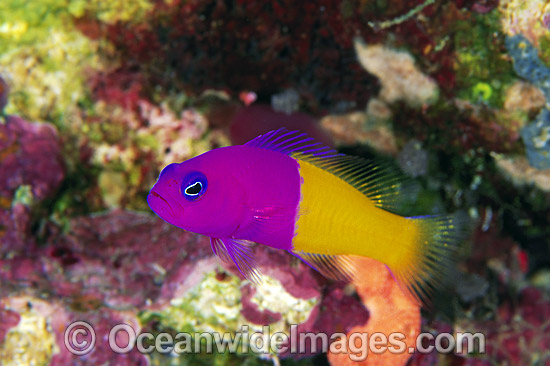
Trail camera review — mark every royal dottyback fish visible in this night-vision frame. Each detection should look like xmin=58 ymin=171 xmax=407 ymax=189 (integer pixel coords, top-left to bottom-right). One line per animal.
xmin=147 ymin=128 xmax=462 ymax=304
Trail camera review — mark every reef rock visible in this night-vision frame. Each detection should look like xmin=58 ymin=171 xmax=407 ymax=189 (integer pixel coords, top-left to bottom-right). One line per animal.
xmin=493 ymin=154 xmax=550 ymax=192
xmin=320 ymin=108 xmax=398 ymax=156
xmin=354 ymin=40 xmax=439 ymax=107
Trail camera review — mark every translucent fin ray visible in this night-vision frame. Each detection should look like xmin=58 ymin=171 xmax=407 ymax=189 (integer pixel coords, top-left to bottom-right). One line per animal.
xmin=295 ymin=153 xmax=412 ymax=212
xmin=391 ymin=214 xmax=466 ymax=306
xmin=292 ymin=250 xmax=355 ymax=281
xmin=211 ymin=238 xmax=262 ymax=283
xmin=245 ymin=128 xmax=341 ymax=158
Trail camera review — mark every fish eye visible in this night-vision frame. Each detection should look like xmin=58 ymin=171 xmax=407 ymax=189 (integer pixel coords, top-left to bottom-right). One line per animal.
xmin=185 ymin=182 xmax=202 ymax=195
xmin=181 ymin=172 xmax=208 ymax=201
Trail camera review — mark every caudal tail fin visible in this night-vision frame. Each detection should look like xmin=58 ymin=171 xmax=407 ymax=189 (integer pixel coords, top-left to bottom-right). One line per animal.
xmin=392 ymin=213 xmax=468 ymax=306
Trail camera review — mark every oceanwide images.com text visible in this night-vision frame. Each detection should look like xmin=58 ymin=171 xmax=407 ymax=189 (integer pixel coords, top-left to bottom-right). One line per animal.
xmin=65 ymin=321 xmax=486 ymax=362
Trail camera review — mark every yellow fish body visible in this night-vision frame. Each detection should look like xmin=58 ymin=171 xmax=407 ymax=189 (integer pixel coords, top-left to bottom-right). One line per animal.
xmin=292 ymin=154 xmax=457 ymax=303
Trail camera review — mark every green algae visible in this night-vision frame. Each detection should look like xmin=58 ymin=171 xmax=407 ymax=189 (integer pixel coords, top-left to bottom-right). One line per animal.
xmin=0 ymin=0 xmax=152 ymax=124
xmin=140 ymin=271 xmax=318 ymax=336
xmin=139 ymin=270 xmax=319 ymax=364
xmin=453 ymin=10 xmax=515 ymax=108
xmin=12 ymin=185 xmax=34 ymax=207
xmin=0 ymin=1 xmax=99 ymax=124
xmin=67 ymin=0 xmax=153 ymax=24
xmin=537 ymin=36 xmax=550 ymax=67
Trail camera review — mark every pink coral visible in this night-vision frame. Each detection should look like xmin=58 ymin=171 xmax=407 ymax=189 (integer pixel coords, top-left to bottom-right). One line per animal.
xmin=0 ymin=308 xmax=20 ymax=344
xmin=0 ymin=116 xmax=64 ymax=201
xmin=0 ymin=116 xmax=64 ymax=255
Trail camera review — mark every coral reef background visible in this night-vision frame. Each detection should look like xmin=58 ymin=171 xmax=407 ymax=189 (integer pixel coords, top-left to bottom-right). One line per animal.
xmin=1 ymin=0 xmax=550 ymax=365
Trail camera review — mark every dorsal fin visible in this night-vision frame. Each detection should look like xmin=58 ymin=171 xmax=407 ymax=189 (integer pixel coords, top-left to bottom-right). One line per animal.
xmin=296 ymin=153 xmax=412 ymax=212
xmin=246 ymin=128 xmax=412 ymax=212
xmin=245 ymin=128 xmax=341 ymax=158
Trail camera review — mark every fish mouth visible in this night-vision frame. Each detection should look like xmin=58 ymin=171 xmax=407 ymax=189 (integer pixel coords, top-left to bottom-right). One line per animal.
xmin=149 ymin=190 xmax=169 ymax=204
xmin=147 ymin=190 xmax=181 ymax=225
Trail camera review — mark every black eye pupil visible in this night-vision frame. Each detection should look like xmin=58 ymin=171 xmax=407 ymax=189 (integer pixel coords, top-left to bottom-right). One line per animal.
xmin=185 ymin=182 xmax=202 ymax=195
xmin=181 ymin=172 xmax=207 ymax=201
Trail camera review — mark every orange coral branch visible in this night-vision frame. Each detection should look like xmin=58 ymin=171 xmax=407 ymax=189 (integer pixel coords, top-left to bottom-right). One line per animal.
xmin=328 ymin=257 xmax=420 ymax=366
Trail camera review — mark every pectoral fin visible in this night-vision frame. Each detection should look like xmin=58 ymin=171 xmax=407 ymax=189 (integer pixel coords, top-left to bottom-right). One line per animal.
xmin=211 ymin=237 xmax=262 ymax=284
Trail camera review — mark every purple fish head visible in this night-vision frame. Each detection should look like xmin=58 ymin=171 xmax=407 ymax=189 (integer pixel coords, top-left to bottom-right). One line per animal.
xmin=147 ymin=148 xmax=247 ymax=238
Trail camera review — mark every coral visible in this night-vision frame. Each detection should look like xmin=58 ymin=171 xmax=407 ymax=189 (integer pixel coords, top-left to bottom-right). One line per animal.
xmin=0 ymin=298 xmax=58 ymax=366
xmin=0 ymin=210 xmax=213 ymax=311
xmin=499 ymin=0 xmax=550 ymax=45
xmin=151 ymin=267 xmax=319 ymax=338
xmin=46 ymin=211 xmax=215 ymax=308
xmin=145 ymin=243 xmax=368 ymax=358
xmin=3 ymin=2 xmax=550 ymax=366
xmin=0 ymin=308 xmax=20 ymax=344
xmin=503 ymin=81 xmax=546 ymax=113
xmin=0 ymin=116 xmax=65 ymax=201
xmin=94 ymin=0 xmax=380 ymax=113
xmin=0 ymin=7 xmax=99 ymax=122
xmin=520 ymin=110 xmax=550 ymax=169
xmin=354 ymin=40 xmax=439 ymax=107
xmin=452 ymin=99 xmax=525 ymax=153
xmin=493 ymin=154 xmax=550 ymax=192
xmin=506 ymin=34 xmax=550 ymax=169
xmin=0 ymin=203 xmax=34 ymax=255
xmin=0 ymin=115 xmax=64 ymax=255
xmin=152 ymin=270 xmax=245 ymax=333
xmin=327 ymin=257 xmax=420 ymax=366
xmin=241 ymin=275 xmax=318 ymax=332
xmin=0 ymin=208 xmax=370 ymax=362
xmin=138 ymin=102 xmax=212 ymax=166
xmin=506 ymin=35 xmax=550 ymax=97
xmin=453 ymin=10 xmax=516 ymax=108
xmin=97 ymin=170 xmax=127 ymax=208
xmin=0 ymin=296 xmax=147 ymax=366
xmin=73 ymin=96 xmax=220 ymax=209
xmin=320 ymin=111 xmax=398 ymax=156
xmin=456 ymin=287 xmax=550 ymax=365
